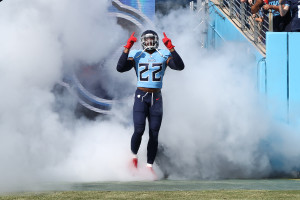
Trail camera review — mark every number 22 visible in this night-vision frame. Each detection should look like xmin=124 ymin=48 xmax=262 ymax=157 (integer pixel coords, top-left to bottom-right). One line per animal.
xmin=139 ymin=63 xmax=162 ymax=82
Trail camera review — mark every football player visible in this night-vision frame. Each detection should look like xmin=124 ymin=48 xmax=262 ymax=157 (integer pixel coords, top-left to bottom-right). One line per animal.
xmin=117 ymin=30 xmax=184 ymax=178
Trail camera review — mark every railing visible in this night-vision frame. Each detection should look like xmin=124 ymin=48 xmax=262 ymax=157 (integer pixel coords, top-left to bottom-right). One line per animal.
xmin=191 ymin=0 xmax=273 ymax=55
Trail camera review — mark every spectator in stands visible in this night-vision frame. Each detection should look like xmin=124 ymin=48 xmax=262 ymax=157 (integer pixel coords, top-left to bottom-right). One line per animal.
xmin=240 ymin=0 xmax=253 ymax=28
xmin=264 ymin=0 xmax=291 ymax=31
xmin=240 ymin=0 xmax=252 ymax=4
xmin=240 ymin=0 xmax=253 ymax=16
xmin=279 ymin=0 xmax=300 ymax=31
xmin=252 ymin=0 xmax=291 ymax=31
xmin=251 ymin=0 xmax=264 ymax=14
xmin=248 ymin=0 xmax=267 ymax=43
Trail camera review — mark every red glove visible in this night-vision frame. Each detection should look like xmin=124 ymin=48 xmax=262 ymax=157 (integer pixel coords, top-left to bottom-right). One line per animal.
xmin=162 ymin=32 xmax=175 ymax=50
xmin=124 ymin=32 xmax=137 ymax=49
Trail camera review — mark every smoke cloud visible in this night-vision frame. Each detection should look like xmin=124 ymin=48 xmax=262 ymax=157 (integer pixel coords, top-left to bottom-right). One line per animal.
xmin=0 ymin=0 xmax=136 ymax=192
xmin=155 ymin=9 xmax=300 ymax=179
xmin=0 ymin=0 xmax=299 ymax=193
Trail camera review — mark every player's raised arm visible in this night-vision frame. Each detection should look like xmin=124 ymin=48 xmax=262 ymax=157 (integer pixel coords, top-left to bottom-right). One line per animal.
xmin=116 ymin=32 xmax=137 ymax=72
xmin=162 ymin=32 xmax=185 ymax=71
xmin=124 ymin=32 xmax=137 ymax=52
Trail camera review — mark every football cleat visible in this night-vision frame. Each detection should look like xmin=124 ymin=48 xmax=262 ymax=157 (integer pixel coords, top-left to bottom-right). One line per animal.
xmin=146 ymin=164 xmax=158 ymax=180
xmin=132 ymin=157 xmax=138 ymax=168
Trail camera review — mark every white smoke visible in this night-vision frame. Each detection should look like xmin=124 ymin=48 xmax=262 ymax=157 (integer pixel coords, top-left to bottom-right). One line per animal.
xmin=0 ymin=0 xmax=300 ymax=193
xmin=0 ymin=0 xmax=137 ymax=192
xmin=154 ymin=8 xmax=300 ymax=179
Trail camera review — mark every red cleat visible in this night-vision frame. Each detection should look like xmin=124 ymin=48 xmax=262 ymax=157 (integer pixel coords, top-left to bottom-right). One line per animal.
xmin=147 ymin=164 xmax=158 ymax=180
xmin=132 ymin=157 xmax=138 ymax=168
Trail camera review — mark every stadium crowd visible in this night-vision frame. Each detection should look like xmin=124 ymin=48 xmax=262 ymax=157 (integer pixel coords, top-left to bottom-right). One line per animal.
xmin=241 ymin=0 xmax=299 ymax=32
xmin=220 ymin=0 xmax=299 ymax=45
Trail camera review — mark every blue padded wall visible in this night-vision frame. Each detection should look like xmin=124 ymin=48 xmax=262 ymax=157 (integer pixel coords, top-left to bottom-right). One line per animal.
xmin=265 ymin=32 xmax=288 ymax=121
xmin=288 ymin=33 xmax=300 ymax=124
xmin=265 ymin=32 xmax=300 ymax=123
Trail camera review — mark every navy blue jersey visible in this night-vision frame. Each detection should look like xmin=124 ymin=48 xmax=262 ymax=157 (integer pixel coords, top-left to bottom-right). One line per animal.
xmin=287 ymin=0 xmax=300 ymax=31
xmin=268 ymin=0 xmax=292 ymax=31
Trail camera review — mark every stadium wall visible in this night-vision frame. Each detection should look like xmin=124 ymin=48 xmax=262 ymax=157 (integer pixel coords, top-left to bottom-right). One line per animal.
xmin=207 ymin=2 xmax=264 ymax=59
xmin=265 ymin=32 xmax=300 ymax=125
xmin=208 ymin=1 xmax=300 ymax=125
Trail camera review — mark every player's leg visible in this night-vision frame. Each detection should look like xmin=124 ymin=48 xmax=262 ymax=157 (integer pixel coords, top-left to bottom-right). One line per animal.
xmin=131 ymin=111 xmax=147 ymax=154
xmin=147 ymin=92 xmax=163 ymax=165
xmin=131 ymin=89 xmax=148 ymax=167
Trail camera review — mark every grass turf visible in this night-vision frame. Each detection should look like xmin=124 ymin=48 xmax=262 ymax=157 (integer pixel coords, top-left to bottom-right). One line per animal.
xmin=1 ymin=190 xmax=300 ymax=200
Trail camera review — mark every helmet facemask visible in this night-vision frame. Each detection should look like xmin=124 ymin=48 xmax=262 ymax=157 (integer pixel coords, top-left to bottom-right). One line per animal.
xmin=141 ymin=33 xmax=159 ymax=50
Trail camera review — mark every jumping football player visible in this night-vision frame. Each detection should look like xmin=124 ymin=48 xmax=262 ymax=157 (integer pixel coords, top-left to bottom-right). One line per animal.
xmin=116 ymin=30 xmax=184 ymax=176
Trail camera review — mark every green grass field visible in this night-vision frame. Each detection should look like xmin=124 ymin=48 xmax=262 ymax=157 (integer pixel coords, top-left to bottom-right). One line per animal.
xmin=1 ymin=179 xmax=300 ymax=199
xmin=1 ymin=190 xmax=300 ymax=200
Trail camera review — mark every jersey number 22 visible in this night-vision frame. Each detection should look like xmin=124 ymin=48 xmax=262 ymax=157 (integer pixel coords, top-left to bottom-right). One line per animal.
xmin=139 ymin=63 xmax=163 ymax=82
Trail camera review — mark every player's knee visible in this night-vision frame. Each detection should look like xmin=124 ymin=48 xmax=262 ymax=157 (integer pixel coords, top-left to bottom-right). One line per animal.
xmin=149 ymin=131 xmax=159 ymax=141
xmin=134 ymin=124 xmax=145 ymax=136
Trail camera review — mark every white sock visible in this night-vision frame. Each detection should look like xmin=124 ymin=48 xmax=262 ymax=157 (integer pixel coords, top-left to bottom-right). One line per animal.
xmin=147 ymin=163 xmax=153 ymax=167
xmin=132 ymin=154 xmax=138 ymax=159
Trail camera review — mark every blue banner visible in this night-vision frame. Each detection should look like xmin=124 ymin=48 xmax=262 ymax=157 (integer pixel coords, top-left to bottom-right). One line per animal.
xmin=119 ymin=0 xmax=155 ymax=21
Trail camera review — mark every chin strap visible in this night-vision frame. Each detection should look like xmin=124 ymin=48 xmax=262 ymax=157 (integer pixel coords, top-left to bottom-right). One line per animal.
xmin=155 ymin=49 xmax=164 ymax=57
xmin=136 ymin=49 xmax=146 ymax=58
xmin=136 ymin=48 xmax=164 ymax=58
